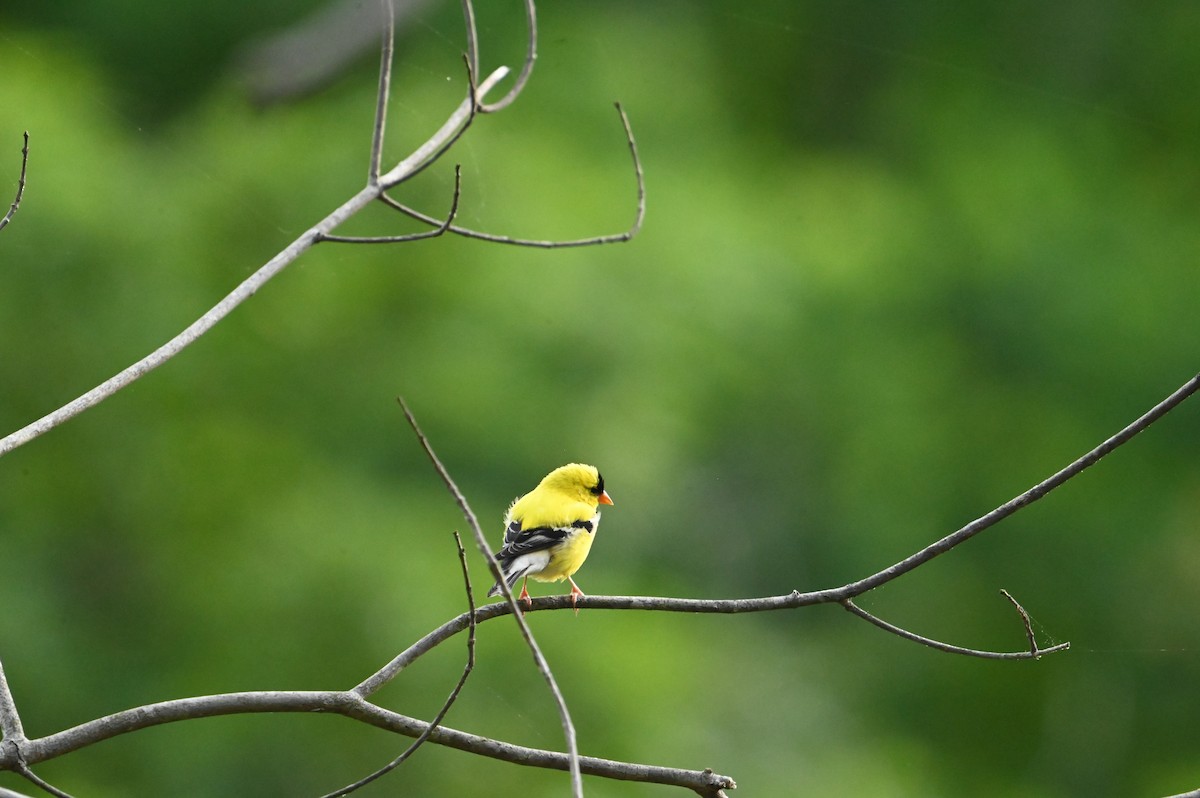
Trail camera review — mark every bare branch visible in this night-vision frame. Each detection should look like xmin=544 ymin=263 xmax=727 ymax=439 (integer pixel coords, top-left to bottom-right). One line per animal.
xmin=0 ymin=690 xmax=734 ymax=795
xmin=318 ymin=165 xmax=463 ymax=244
xmin=361 ymin=372 xmax=1200 ymax=670
xmin=391 ymin=399 xmax=500 ymax=602
xmin=832 ymin=371 xmax=1200 ymax=598
xmin=342 ymin=703 xmax=736 ymax=794
xmin=380 ymin=102 xmax=645 ymax=248
xmin=461 ymin=0 xmax=480 ymax=91
xmin=319 ymin=531 xmax=478 ymax=798
xmin=4 ymin=371 xmax=1191 ymax=789
xmin=375 ymin=59 xmax=504 ymax=190
xmin=459 ymin=0 xmax=537 ymax=112
xmin=475 ymin=0 xmax=537 ymax=113
xmin=380 ymin=54 xmax=484 ymax=191
xmin=0 ymin=183 xmax=363 ymax=458
xmin=0 ymin=131 xmax=29 ymax=233
xmin=841 ymin=597 xmax=1069 ymax=660
xmin=0 ymin=67 xmax=505 ymax=460
xmin=394 ymin=399 xmax=585 ymax=798
xmin=0 ymin=0 xmax=636 ymax=459
xmin=999 ymin=588 xmax=1042 ymax=655
xmin=14 ymin=763 xmax=75 ymax=798
xmin=367 ymin=0 xmax=395 ymax=186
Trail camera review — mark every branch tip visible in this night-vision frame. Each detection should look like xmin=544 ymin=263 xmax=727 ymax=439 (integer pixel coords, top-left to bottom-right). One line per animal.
xmin=1 ymin=130 xmax=30 ymax=233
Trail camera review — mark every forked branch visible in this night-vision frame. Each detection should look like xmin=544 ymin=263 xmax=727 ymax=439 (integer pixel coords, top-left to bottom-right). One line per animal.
xmin=368 ymin=371 xmax=1200 ymax=679
xmin=0 ymin=0 xmax=641 ymax=459
xmin=379 ymin=102 xmax=646 ymax=248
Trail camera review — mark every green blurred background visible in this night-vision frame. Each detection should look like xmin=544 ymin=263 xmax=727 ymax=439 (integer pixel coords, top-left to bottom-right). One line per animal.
xmin=2 ymin=1 xmax=1199 ymax=795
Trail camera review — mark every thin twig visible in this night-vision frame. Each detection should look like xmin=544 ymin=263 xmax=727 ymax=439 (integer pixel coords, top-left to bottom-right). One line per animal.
xmin=394 ymin=398 xmax=585 ymax=798
xmin=0 ymin=131 xmax=29 ymax=233
xmin=391 ymin=399 xmax=503 ymax=596
xmin=461 ymin=0 xmax=480 ymax=93
xmin=380 ymin=102 xmax=645 ymax=248
xmin=380 ymin=54 xmax=482 ymax=190
xmin=841 ymin=598 xmax=1069 ymax=660
xmin=1000 ymin=589 xmax=1041 ymax=655
xmin=14 ymin=763 xmax=75 ymax=798
xmin=476 ymin=0 xmax=537 ymax=113
xmin=367 ymin=0 xmax=395 ymax=186
xmin=319 ymin=164 xmax=462 ymax=244
xmin=318 ymin=532 xmax=478 ymax=798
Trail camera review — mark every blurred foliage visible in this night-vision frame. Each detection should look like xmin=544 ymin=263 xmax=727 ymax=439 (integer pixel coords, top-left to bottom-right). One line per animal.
xmin=1 ymin=1 xmax=1199 ymax=796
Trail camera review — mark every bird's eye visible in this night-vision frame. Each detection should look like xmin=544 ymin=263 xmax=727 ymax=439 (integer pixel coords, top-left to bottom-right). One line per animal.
xmin=591 ymin=474 xmax=606 ymax=495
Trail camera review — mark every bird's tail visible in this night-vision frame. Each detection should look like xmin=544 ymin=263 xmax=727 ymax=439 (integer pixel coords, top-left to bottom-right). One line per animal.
xmin=487 ymin=564 xmax=527 ymax=598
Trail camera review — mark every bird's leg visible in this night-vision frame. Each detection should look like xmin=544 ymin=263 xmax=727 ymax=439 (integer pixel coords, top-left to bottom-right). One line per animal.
xmin=518 ymin=577 xmax=532 ymax=609
xmin=568 ymin=578 xmax=585 ymax=616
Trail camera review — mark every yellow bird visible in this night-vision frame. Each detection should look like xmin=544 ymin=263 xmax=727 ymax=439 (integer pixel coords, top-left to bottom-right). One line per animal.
xmin=487 ymin=463 xmax=613 ymax=609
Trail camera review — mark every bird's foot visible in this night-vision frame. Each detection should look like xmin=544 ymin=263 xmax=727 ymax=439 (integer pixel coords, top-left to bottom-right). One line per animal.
xmin=569 ymin=580 xmax=585 ymax=616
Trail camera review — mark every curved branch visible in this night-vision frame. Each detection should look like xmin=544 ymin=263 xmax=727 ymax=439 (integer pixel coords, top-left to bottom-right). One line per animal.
xmin=380 ymin=102 xmax=645 ymax=248
xmin=0 ymin=691 xmax=734 ymax=795
xmin=462 ymin=0 xmax=538 ymax=114
xmin=841 ymin=597 xmax=1069 ymax=660
xmin=378 ymin=55 xmax=488 ymax=190
xmin=0 ymin=131 xmax=29 ymax=233
xmin=318 ymin=164 xmax=463 ymax=244
xmin=13 ymin=763 xmax=74 ymax=798
xmin=1000 ymin=588 xmax=1043 ymax=655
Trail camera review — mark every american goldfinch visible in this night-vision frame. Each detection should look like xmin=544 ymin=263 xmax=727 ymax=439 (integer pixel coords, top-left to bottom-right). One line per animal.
xmin=487 ymin=463 xmax=614 ymax=609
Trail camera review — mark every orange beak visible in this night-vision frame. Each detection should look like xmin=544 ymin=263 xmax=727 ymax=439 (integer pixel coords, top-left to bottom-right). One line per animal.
xmin=598 ymin=490 xmax=614 ymax=506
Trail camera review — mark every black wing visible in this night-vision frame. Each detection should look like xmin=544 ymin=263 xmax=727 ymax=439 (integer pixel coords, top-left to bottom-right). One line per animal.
xmin=496 ymin=518 xmax=594 ymax=561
